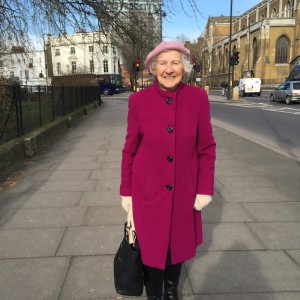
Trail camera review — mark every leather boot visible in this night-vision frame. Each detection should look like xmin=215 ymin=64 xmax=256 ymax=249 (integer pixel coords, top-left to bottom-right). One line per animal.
xmin=143 ymin=264 xmax=164 ymax=300
xmin=163 ymin=263 xmax=182 ymax=300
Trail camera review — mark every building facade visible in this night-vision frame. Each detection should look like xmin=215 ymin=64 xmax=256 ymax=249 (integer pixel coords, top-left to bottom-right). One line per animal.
xmin=202 ymin=0 xmax=300 ymax=87
xmin=47 ymin=32 xmax=121 ymax=79
xmin=0 ymin=49 xmax=47 ymax=86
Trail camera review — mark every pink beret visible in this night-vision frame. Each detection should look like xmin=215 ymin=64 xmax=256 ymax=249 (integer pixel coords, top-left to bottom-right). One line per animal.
xmin=144 ymin=41 xmax=190 ymax=69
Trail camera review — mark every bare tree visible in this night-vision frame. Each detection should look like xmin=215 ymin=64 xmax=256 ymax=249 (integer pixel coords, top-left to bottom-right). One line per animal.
xmin=1 ymin=0 xmax=201 ymax=45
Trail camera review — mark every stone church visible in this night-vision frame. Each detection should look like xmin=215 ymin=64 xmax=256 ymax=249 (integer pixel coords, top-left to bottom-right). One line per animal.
xmin=199 ymin=0 xmax=300 ymax=87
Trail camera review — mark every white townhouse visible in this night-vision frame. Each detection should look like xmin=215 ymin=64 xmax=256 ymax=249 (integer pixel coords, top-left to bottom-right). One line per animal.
xmin=0 ymin=50 xmax=47 ymax=86
xmin=47 ymin=31 xmax=121 ymax=78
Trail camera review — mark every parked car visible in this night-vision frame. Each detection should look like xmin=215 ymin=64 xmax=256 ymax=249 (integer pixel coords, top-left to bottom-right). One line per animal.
xmin=270 ymin=81 xmax=300 ymax=105
xmin=238 ymin=78 xmax=261 ymax=96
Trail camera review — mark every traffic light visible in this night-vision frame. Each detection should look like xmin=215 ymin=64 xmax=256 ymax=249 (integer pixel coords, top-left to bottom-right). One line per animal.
xmin=193 ymin=57 xmax=197 ymax=70
xmin=233 ymin=51 xmax=240 ymax=65
xmin=135 ymin=59 xmax=140 ymax=71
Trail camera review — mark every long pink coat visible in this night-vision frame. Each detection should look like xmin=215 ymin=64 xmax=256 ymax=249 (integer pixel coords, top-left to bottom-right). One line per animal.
xmin=120 ymin=81 xmax=216 ymax=270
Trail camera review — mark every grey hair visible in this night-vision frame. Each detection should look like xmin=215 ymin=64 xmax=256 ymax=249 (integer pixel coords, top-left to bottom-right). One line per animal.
xmin=149 ymin=52 xmax=192 ymax=80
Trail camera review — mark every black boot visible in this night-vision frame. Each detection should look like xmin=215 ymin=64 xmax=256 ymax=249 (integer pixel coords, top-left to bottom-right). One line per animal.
xmin=143 ymin=264 xmax=164 ymax=300
xmin=163 ymin=263 xmax=182 ymax=300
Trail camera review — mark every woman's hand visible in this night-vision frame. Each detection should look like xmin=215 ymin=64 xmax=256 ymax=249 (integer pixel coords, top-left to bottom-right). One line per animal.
xmin=121 ymin=196 xmax=132 ymax=212
xmin=194 ymin=194 xmax=212 ymax=211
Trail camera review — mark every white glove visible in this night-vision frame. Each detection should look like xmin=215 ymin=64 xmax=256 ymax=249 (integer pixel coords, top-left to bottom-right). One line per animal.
xmin=194 ymin=194 xmax=212 ymax=211
xmin=121 ymin=196 xmax=132 ymax=212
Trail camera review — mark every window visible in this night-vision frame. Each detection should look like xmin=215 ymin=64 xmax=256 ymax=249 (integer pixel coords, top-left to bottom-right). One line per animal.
xmin=252 ymin=38 xmax=258 ymax=65
xmin=70 ymin=47 xmax=75 ymax=54
xmin=57 ymin=63 xmax=61 ymax=74
xmin=20 ymin=71 xmax=22 ymax=78
xmin=10 ymin=71 xmax=14 ymax=78
xmin=103 ymin=46 xmax=108 ymax=53
xmin=71 ymin=61 xmax=76 ymax=73
xmin=286 ymin=1 xmax=292 ymax=17
xmin=103 ymin=60 xmax=108 ymax=72
xmin=89 ymin=46 xmax=94 ymax=53
xmin=55 ymin=49 xmax=60 ymax=56
xmin=90 ymin=60 xmax=94 ymax=73
xmin=11 ymin=59 xmax=15 ymax=66
xmin=275 ymin=35 xmax=289 ymax=63
xmin=28 ymin=58 xmax=33 ymax=68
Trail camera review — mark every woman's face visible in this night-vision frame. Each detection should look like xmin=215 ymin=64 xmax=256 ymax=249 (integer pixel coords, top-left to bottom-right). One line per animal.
xmin=155 ymin=50 xmax=183 ymax=91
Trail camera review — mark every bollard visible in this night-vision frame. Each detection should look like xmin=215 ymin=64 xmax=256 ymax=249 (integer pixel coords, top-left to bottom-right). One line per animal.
xmin=232 ymin=86 xmax=239 ymax=100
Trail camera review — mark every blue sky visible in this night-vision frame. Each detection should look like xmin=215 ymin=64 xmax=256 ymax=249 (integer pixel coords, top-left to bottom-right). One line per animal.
xmin=163 ymin=0 xmax=262 ymax=41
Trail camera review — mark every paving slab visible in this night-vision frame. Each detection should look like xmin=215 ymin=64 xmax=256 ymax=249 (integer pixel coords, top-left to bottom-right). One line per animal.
xmin=0 ymin=257 xmax=70 ymax=300
xmin=242 ymin=202 xmax=300 ymax=222
xmin=286 ymin=250 xmax=300 ymax=266
xmin=56 ymin=225 xmax=124 ymax=256
xmin=82 ymin=206 xmax=125 ymax=226
xmin=199 ymin=223 xmax=265 ymax=251
xmin=80 ymin=190 xmax=120 ymax=206
xmin=0 ymin=228 xmax=65 ymax=258
xmin=22 ymin=190 xmax=82 ymax=208
xmin=194 ymin=292 xmax=300 ymax=300
xmin=185 ymin=251 xmax=300 ymax=294
xmin=48 ymin=170 xmax=92 ymax=181
xmin=202 ymin=203 xmax=255 ymax=223
xmin=0 ymin=207 xmax=87 ymax=229
xmin=39 ymin=179 xmax=97 ymax=192
xmin=217 ymin=186 xmax=300 ymax=203
xmin=247 ymin=222 xmax=300 ymax=249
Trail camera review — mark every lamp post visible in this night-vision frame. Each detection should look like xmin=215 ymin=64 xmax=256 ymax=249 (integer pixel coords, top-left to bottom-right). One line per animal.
xmin=154 ymin=6 xmax=166 ymax=42
xmin=227 ymin=0 xmax=233 ymax=100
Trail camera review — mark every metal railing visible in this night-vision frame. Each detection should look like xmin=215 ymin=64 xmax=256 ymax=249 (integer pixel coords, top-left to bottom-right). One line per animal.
xmin=0 ymin=84 xmax=101 ymax=144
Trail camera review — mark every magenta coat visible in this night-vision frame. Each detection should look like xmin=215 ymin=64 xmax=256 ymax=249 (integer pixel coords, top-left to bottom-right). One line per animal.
xmin=120 ymin=81 xmax=216 ymax=270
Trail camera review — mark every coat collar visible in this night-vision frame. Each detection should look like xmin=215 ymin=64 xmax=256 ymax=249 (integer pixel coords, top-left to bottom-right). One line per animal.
xmin=152 ymin=80 xmax=185 ymax=98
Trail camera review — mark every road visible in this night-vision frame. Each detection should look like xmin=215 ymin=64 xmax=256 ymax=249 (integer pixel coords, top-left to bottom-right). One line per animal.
xmin=209 ymin=90 xmax=300 ymax=161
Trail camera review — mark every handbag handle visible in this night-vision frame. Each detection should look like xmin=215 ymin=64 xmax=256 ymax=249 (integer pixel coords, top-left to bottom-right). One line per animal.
xmin=126 ymin=208 xmax=136 ymax=245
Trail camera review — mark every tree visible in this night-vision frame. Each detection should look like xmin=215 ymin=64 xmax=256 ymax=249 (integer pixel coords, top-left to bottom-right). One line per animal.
xmin=1 ymin=0 xmax=201 ymax=47
xmin=1 ymin=0 xmax=201 ymax=83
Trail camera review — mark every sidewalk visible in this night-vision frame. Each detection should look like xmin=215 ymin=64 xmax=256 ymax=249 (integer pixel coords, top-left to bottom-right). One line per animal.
xmin=0 ymin=93 xmax=300 ymax=300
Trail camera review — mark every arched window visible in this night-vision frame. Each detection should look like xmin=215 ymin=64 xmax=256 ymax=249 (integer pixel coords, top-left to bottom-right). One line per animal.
xmin=218 ymin=51 xmax=222 ymax=69
xmin=253 ymin=38 xmax=258 ymax=65
xmin=286 ymin=1 xmax=292 ymax=17
xmin=225 ymin=48 xmax=229 ymax=66
xmin=275 ymin=35 xmax=289 ymax=63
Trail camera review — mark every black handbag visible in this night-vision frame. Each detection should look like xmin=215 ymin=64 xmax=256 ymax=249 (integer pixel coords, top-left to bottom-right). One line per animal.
xmin=114 ymin=210 xmax=143 ymax=296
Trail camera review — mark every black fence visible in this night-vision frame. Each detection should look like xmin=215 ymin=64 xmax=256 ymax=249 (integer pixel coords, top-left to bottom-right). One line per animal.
xmin=0 ymin=85 xmax=101 ymax=145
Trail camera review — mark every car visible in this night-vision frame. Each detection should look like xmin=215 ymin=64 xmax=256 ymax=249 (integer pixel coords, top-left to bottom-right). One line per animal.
xmin=238 ymin=78 xmax=261 ymax=96
xmin=270 ymin=81 xmax=300 ymax=105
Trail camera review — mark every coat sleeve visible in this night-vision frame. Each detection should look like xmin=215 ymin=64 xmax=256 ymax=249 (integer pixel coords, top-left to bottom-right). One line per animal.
xmin=120 ymin=95 xmax=141 ymax=196
xmin=196 ymin=90 xmax=216 ymax=195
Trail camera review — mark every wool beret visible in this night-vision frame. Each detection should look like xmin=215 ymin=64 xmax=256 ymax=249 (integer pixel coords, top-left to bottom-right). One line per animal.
xmin=144 ymin=41 xmax=190 ymax=69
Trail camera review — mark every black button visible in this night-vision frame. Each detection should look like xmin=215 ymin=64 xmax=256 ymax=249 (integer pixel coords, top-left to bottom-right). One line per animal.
xmin=166 ymin=126 xmax=173 ymax=133
xmin=166 ymin=98 xmax=172 ymax=104
xmin=167 ymin=156 xmax=173 ymax=162
xmin=166 ymin=184 xmax=173 ymax=190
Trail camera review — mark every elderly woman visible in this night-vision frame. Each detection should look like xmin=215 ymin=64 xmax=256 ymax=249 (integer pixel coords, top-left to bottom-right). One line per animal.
xmin=120 ymin=41 xmax=216 ymax=300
